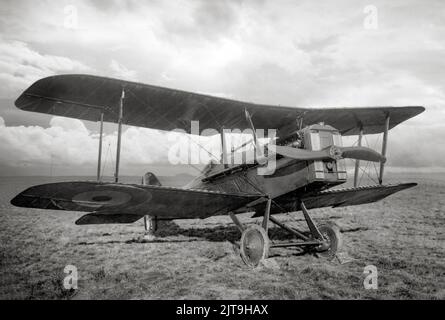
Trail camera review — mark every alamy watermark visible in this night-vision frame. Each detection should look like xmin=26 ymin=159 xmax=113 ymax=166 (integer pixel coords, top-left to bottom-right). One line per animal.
xmin=363 ymin=5 xmax=378 ymax=30
xmin=64 ymin=4 xmax=78 ymax=29
xmin=363 ymin=265 xmax=378 ymax=290
xmin=167 ymin=121 xmax=278 ymax=175
xmin=63 ymin=264 xmax=78 ymax=290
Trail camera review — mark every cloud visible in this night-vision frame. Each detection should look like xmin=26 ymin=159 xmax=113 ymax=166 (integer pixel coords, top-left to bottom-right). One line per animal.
xmin=0 ymin=116 xmax=225 ymax=176
xmin=1 ymin=113 xmax=442 ymax=177
xmin=0 ymin=0 xmax=444 ymax=174
xmin=0 ymin=39 xmax=93 ymax=97
xmin=110 ymin=59 xmax=138 ymax=81
xmin=49 ymin=116 xmax=89 ymax=132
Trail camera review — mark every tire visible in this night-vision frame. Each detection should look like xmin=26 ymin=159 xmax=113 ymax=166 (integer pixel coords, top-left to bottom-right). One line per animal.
xmin=240 ymin=225 xmax=270 ymax=267
xmin=315 ymin=223 xmax=342 ymax=260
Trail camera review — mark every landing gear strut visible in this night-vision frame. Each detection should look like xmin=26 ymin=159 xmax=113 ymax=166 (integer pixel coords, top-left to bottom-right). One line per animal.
xmin=143 ymin=215 xmax=158 ymax=240
xmin=231 ymin=199 xmax=342 ymax=267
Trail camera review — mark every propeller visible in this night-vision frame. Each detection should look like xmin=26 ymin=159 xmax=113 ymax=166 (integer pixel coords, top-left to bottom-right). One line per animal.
xmin=270 ymin=145 xmax=386 ymax=163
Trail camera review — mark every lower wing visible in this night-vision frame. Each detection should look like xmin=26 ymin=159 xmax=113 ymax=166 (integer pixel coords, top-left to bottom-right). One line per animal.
xmin=253 ymin=183 xmax=416 ymax=216
xmin=301 ymin=183 xmax=416 ymax=209
xmin=11 ymin=181 xmax=261 ymax=224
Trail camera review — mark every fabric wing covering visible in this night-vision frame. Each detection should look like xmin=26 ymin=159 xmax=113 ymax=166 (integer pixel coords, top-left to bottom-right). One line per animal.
xmin=252 ymin=183 xmax=417 ymax=217
xmin=10 ymin=181 xmax=261 ymax=224
xmin=15 ymin=74 xmax=424 ymax=136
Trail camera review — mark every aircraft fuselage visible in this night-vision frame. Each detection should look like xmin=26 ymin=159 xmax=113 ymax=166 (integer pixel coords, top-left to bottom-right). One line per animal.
xmin=186 ymin=124 xmax=348 ymax=214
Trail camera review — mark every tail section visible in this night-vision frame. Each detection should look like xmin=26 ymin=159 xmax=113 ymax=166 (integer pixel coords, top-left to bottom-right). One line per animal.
xmin=141 ymin=172 xmax=162 ymax=186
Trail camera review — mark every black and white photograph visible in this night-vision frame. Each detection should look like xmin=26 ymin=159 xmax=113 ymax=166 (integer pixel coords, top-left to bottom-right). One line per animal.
xmin=0 ymin=0 xmax=443 ymax=304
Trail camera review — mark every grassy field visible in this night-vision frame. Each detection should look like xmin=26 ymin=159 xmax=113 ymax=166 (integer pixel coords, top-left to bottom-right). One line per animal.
xmin=0 ymin=173 xmax=444 ymax=299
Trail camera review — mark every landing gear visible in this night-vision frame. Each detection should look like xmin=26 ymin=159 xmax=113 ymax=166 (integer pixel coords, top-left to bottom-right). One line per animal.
xmin=314 ymin=223 xmax=342 ymax=260
xmin=231 ymin=198 xmax=342 ymax=267
xmin=230 ymin=199 xmax=272 ymax=268
xmin=240 ymin=225 xmax=270 ymax=267
xmin=143 ymin=215 xmax=158 ymax=240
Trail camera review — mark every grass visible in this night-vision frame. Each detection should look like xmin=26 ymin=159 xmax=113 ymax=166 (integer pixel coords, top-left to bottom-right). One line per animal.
xmin=0 ymin=174 xmax=444 ymax=299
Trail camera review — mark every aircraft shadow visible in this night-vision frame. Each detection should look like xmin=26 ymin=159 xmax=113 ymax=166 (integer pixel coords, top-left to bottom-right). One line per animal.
xmin=75 ymin=221 xmax=311 ymax=246
xmin=154 ymin=221 xmax=309 ymax=243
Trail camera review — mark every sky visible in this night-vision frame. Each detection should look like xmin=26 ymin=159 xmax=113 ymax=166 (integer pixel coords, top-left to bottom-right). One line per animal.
xmin=0 ymin=0 xmax=444 ymax=177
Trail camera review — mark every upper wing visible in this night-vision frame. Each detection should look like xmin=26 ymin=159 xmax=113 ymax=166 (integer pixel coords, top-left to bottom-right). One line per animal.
xmin=10 ymin=181 xmax=261 ymax=224
xmin=16 ymin=74 xmax=424 ymax=136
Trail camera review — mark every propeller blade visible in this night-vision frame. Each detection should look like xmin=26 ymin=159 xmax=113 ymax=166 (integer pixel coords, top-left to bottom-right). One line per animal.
xmin=270 ymin=145 xmax=386 ymax=163
xmin=271 ymin=145 xmax=331 ymax=161
xmin=338 ymin=146 xmax=386 ymax=163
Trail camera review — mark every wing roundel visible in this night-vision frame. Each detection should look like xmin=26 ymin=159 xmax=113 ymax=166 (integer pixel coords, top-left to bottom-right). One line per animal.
xmin=10 ymin=181 xmax=261 ymax=222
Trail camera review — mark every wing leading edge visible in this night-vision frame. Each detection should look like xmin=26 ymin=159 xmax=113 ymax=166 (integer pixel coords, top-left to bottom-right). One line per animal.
xmin=16 ymin=74 xmax=424 ymax=136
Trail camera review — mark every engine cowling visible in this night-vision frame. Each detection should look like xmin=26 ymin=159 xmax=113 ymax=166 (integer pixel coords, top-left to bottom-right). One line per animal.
xmin=302 ymin=124 xmax=347 ymax=182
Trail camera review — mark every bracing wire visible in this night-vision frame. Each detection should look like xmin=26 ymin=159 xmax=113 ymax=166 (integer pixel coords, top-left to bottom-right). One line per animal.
xmin=358 ymin=134 xmax=380 ymax=185
xmin=126 ymin=89 xmax=220 ymax=172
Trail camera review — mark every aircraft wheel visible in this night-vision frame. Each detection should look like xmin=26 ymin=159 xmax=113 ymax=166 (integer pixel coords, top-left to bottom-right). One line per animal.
xmin=315 ymin=223 xmax=342 ymax=260
xmin=240 ymin=225 xmax=270 ymax=267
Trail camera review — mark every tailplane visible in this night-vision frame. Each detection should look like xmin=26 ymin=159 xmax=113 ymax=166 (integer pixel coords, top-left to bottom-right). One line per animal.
xmin=141 ymin=172 xmax=162 ymax=186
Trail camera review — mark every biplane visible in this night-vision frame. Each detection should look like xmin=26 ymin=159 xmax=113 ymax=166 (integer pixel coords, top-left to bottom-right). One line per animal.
xmin=10 ymin=74 xmax=424 ymax=267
